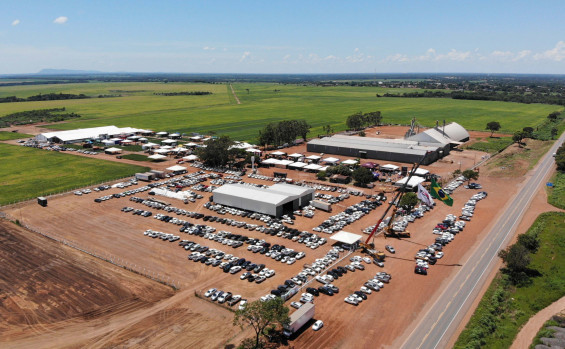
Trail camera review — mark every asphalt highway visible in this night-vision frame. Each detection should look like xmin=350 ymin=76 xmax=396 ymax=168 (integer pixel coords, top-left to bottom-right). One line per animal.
xmin=401 ymin=132 xmax=565 ymax=349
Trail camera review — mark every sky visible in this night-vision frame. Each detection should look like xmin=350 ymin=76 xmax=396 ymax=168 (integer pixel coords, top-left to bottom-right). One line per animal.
xmin=1 ymin=0 xmax=565 ymax=75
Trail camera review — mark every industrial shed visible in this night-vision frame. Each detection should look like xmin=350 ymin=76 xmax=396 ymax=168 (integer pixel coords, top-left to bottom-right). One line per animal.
xmin=35 ymin=126 xmax=152 ymax=144
xmin=307 ymin=135 xmax=448 ymax=165
xmin=212 ymin=183 xmax=314 ymax=217
xmin=407 ymin=122 xmax=470 ymax=145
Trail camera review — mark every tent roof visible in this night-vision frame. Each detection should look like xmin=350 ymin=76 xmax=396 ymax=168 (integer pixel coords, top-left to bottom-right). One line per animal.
xmin=161 ymin=139 xmax=176 ymax=143
xmin=153 ymin=148 xmax=170 ymax=154
xmin=246 ymin=148 xmax=262 ymax=153
xmin=148 ymin=154 xmax=167 ymax=160
xmin=183 ymin=154 xmax=199 ymax=161
xmin=323 ymin=157 xmax=340 ymax=163
xmin=394 ymin=176 xmax=426 ymax=188
xmin=306 ymin=155 xmax=321 ymax=160
xmin=304 ymin=164 xmax=323 ymax=170
xmin=330 ymin=231 xmax=363 ymax=245
xmin=166 ymin=165 xmax=187 ymax=171
xmin=105 ymin=147 xmax=122 ymax=152
xmin=270 ymin=151 xmax=286 ymax=156
xmin=37 ymin=126 xmax=151 ymax=142
xmin=262 ymin=158 xmax=281 ymax=165
xmin=381 ymin=164 xmax=400 ymax=170
xmin=213 ymin=184 xmax=293 ymax=206
xmin=342 ymin=159 xmax=358 ymax=165
xmin=289 ymin=162 xmax=307 ymax=168
xmin=277 ymin=159 xmax=294 ymax=165
xmin=288 ymin=153 xmax=303 ymax=158
xmin=414 ymin=168 xmax=429 ymax=176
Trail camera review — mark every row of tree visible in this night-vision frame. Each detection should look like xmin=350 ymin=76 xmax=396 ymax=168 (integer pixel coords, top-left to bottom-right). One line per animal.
xmin=555 ymin=142 xmax=565 ymax=172
xmin=153 ymin=91 xmax=212 ymax=96
xmin=0 ymin=92 xmax=89 ymax=103
xmin=345 ymin=111 xmax=382 ymax=130
xmin=258 ymin=119 xmax=311 ymax=147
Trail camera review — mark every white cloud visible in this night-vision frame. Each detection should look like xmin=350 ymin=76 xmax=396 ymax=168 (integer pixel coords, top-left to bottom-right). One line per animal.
xmin=203 ymin=46 xmax=215 ymax=50
xmin=354 ymin=47 xmax=359 ymax=53
xmin=514 ymin=50 xmax=531 ymax=61
xmin=12 ymin=19 xmax=20 ymax=26
xmin=239 ymin=51 xmax=251 ymax=62
xmin=53 ymin=16 xmax=68 ymax=24
xmin=324 ymin=55 xmax=338 ymax=61
xmin=282 ymin=54 xmax=291 ymax=61
xmin=435 ymin=49 xmax=471 ymax=61
xmin=384 ymin=53 xmax=409 ymax=63
xmin=534 ymin=41 xmax=565 ymax=61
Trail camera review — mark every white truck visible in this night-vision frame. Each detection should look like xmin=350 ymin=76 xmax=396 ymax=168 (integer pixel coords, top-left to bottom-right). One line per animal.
xmin=283 ymin=303 xmax=315 ymax=337
xmin=311 ymin=199 xmax=332 ymax=212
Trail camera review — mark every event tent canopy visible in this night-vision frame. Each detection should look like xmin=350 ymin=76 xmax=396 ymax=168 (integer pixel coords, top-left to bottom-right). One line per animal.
xmin=288 ymin=153 xmax=303 ymax=158
xmin=153 ymin=148 xmax=171 ymax=154
xmin=148 ymin=154 xmax=167 ymax=160
xmin=330 ymin=231 xmax=363 ymax=245
xmin=166 ymin=165 xmax=187 ymax=172
xmin=394 ymin=176 xmax=426 ymax=189
xmin=183 ymin=154 xmax=199 ymax=161
xmin=381 ymin=164 xmax=400 ymax=171
xmin=323 ymin=157 xmax=340 ymax=163
xmin=262 ymin=158 xmax=281 ymax=165
xmin=342 ymin=159 xmax=358 ymax=165
xmin=414 ymin=168 xmax=430 ymax=176
xmin=246 ymin=148 xmax=262 ymax=153
xmin=304 ymin=164 xmax=323 ymax=171
xmin=306 ymin=155 xmax=321 ymax=160
xmin=270 ymin=151 xmax=286 ymax=156
xmin=105 ymin=147 xmax=122 ymax=154
xmin=289 ymin=162 xmax=307 ymax=168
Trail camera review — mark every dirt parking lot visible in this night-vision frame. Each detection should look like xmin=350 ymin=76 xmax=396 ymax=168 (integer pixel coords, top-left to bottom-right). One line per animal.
xmin=0 ymin=126 xmax=541 ymax=348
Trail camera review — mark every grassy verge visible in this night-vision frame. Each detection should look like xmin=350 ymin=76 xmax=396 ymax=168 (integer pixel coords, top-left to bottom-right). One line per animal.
xmin=454 ymin=212 xmax=565 ymax=349
xmin=121 ymin=153 xmax=151 ymax=162
xmin=0 ymin=131 xmax=33 ymax=141
xmin=465 ymin=136 xmax=513 ymax=153
xmin=0 ymin=143 xmax=149 ymax=205
xmin=485 ymin=140 xmax=554 ymax=177
xmin=547 ymin=172 xmax=565 ymax=209
xmin=117 ymin=144 xmax=144 ymax=152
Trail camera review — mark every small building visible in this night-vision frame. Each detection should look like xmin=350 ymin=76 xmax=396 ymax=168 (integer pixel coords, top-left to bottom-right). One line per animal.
xmin=104 ymin=147 xmax=122 ymax=155
xmin=212 ymin=183 xmax=314 ymax=217
xmin=330 ymin=231 xmax=363 ymax=249
xmin=330 ymin=174 xmax=349 ymax=184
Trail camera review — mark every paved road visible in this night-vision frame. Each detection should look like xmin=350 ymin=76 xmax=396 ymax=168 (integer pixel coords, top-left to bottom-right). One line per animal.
xmin=402 ymin=133 xmax=565 ymax=349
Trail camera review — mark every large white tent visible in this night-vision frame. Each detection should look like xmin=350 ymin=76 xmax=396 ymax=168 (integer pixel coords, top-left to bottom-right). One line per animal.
xmin=148 ymin=154 xmax=167 ymax=160
xmin=166 ymin=165 xmax=187 ymax=172
xmin=394 ymin=176 xmax=426 ymax=189
xmin=330 ymin=231 xmax=363 ymax=245
xmin=35 ymin=125 xmax=151 ymax=144
xmin=104 ymin=147 xmax=122 ymax=154
xmin=183 ymin=154 xmax=199 ymax=161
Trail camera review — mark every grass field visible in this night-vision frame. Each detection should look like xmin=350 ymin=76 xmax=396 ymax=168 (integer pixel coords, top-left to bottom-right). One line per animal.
xmin=0 ymin=82 xmax=561 ymax=142
xmin=0 ymin=143 xmax=149 ymax=205
xmin=547 ymin=172 xmax=565 ymax=209
xmin=0 ymin=131 xmax=32 ymax=141
xmin=465 ymin=136 xmax=514 ymax=153
xmin=455 ymin=212 xmax=565 ymax=349
xmin=121 ymin=153 xmax=151 ymax=162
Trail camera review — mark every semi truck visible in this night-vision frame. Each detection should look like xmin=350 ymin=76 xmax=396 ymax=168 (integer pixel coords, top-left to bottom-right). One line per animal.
xmin=283 ymin=303 xmax=315 ymax=337
xmin=311 ymin=199 xmax=332 ymax=212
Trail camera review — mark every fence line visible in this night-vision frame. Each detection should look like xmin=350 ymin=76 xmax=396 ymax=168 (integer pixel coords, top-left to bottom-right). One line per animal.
xmin=0 ymin=211 xmax=180 ymax=290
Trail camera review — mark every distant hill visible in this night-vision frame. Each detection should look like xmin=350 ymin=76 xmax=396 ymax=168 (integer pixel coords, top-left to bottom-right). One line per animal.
xmin=37 ymin=69 xmax=104 ymax=75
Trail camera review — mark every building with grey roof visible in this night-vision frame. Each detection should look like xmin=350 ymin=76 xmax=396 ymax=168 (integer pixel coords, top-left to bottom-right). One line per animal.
xmin=407 ymin=122 xmax=470 ymax=145
xmin=212 ymin=183 xmax=314 ymax=217
xmin=307 ymin=135 xmax=448 ymax=165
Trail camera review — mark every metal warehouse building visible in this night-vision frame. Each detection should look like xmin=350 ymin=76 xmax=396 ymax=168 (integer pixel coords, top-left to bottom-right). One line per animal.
xmin=307 ymin=135 xmax=449 ymax=165
xmin=212 ymin=183 xmax=315 ymax=217
xmin=35 ymin=126 xmax=152 ymax=144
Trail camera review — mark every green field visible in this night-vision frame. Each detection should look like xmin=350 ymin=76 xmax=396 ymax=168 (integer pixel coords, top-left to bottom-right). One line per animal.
xmin=0 ymin=143 xmax=149 ymax=205
xmin=455 ymin=212 xmax=565 ymax=349
xmin=121 ymin=153 xmax=151 ymax=162
xmin=0 ymin=82 xmax=561 ymax=142
xmin=0 ymin=131 xmax=32 ymax=141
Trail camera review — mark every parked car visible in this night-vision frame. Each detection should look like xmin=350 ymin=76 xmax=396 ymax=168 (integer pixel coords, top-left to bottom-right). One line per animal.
xmin=385 ymin=245 xmax=396 ymax=254
xmin=312 ymin=320 xmax=324 ymax=331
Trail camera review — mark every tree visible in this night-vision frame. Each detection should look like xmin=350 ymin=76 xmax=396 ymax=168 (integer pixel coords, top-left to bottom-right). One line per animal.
xmin=322 ymin=124 xmax=334 ymax=135
xmin=462 ymin=169 xmax=479 ymax=184
xmin=233 ymin=298 xmax=290 ymax=349
xmin=352 ymin=167 xmax=373 ymax=187
xmin=551 ymin=127 xmax=558 ymax=139
xmin=512 ymin=131 xmax=524 ymax=146
xmin=326 ymin=165 xmax=352 ymax=176
xmin=498 ymin=244 xmax=531 ymax=285
xmin=359 ymin=130 xmax=366 ymax=137
xmin=486 ymin=121 xmax=501 ymax=137
xmin=346 ymin=112 xmax=364 ymax=130
xmin=316 ymin=171 xmax=327 ymax=181
xmin=522 ymin=127 xmax=534 ymax=139
xmin=196 ymin=135 xmax=237 ymax=167
xmin=399 ymin=192 xmax=418 ymax=210
xmin=548 ymin=111 xmax=561 ymax=120
xmin=517 ymin=233 xmax=540 ymax=253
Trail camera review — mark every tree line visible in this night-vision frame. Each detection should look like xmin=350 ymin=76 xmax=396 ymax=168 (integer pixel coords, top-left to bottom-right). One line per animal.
xmin=258 ymin=120 xmax=311 ymax=147
xmin=0 ymin=108 xmax=81 ymax=127
xmin=153 ymin=91 xmax=212 ymax=96
xmin=346 ymin=111 xmax=382 ymax=130
xmin=381 ymin=90 xmax=565 ymax=106
xmin=0 ymin=92 xmax=90 ymax=103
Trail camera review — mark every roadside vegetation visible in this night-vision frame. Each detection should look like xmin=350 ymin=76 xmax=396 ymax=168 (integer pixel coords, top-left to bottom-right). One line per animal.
xmin=548 ymin=142 xmax=565 ymax=209
xmin=455 ymin=212 xmax=565 ymax=349
xmin=485 ymin=139 xmax=554 ymax=177
xmin=0 ymin=143 xmax=149 ymax=205
xmin=465 ymin=137 xmax=513 ymax=153
xmin=0 ymin=131 xmax=32 ymax=141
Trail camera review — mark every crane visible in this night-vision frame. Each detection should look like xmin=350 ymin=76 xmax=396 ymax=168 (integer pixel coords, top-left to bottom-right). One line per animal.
xmin=359 ymin=153 xmax=429 ymax=258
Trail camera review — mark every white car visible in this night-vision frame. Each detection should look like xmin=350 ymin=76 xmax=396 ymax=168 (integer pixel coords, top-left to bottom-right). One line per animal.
xmin=344 ymin=296 xmax=358 ymax=305
xmin=239 ymin=299 xmax=247 ymax=310
xmin=436 ymin=252 xmax=444 ymax=259
xmin=312 ymin=320 xmax=324 ymax=331
xmin=204 ymin=288 xmax=217 ymax=297
xmin=360 ymin=286 xmax=372 ymax=294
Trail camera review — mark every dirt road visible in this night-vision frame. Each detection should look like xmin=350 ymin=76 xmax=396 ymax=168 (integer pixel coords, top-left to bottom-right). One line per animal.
xmin=510 ymin=296 xmax=565 ymax=349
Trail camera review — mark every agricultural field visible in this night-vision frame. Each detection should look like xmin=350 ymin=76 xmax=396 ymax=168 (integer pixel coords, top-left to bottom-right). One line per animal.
xmin=0 ymin=143 xmax=149 ymax=205
xmin=0 ymin=82 xmax=561 ymax=142
xmin=0 ymin=131 xmax=32 ymax=141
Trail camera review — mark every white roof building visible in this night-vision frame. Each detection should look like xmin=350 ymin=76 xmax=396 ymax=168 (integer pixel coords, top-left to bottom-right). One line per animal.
xmin=330 ymin=231 xmax=363 ymax=245
xmin=35 ymin=126 xmax=151 ymax=143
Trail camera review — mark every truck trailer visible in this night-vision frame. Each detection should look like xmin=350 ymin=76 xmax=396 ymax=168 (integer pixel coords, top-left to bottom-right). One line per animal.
xmin=283 ymin=303 xmax=315 ymax=337
xmin=311 ymin=199 xmax=332 ymax=212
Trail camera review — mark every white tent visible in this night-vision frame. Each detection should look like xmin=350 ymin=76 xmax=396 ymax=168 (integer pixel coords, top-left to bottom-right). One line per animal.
xmin=127 ymin=135 xmax=141 ymax=140
xmin=101 ymin=139 xmax=114 ymax=145
xmin=342 ymin=159 xmax=358 ymax=165
xmin=288 ymin=153 xmax=303 ymax=158
xmin=306 ymin=155 xmax=321 ymax=160
xmin=277 ymin=159 xmax=294 ymax=166
xmin=381 ymin=164 xmax=400 ymax=171
xmin=170 ymin=133 xmax=181 ymax=137
xmin=104 ymin=147 xmax=122 ymax=154
xmin=394 ymin=176 xmax=426 ymax=189
xmin=161 ymin=145 xmax=173 ymax=149
xmin=142 ymin=142 xmax=159 ymax=149
xmin=183 ymin=154 xmax=199 ymax=161
xmin=323 ymin=157 xmax=340 ymax=164
xmin=120 ymin=139 xmax=134 ymax=144
xmin=166 ymin=165 xmax=187 ymax=172
xmin=156 ymin=131 xmax=168 ymax=136
xmin=185 ymin=142 xmax=198 ymax=147
xmin=161 ymin=139 xmax=176 ymax=144
xmin=148 ymin=154 xmax=167 ymax=160
xmin=262 ymin=158 xmax=281 ymax=165
xmin=153 ymin=148 xmax=171 ymax=154
xmin=414 ymin=168 xmax=430 ymax=176
xmin=138 ymin=137 xmax=148 ymax=141
xmin=304 ymin=164 xmax=323 ymax=171
xmin=172 ymin=147 xmax=188 ymax=152
xmin=246 ymin=148 xmax=262 ymax=153
xmin=190 ymin=136 xmax=203 ymax=141
xmin=270 ymin=151 xmax=286 ymax=156
xmin=289 ymin=162 xmax=307 ymax=168
xmin=330 ymin=231 xmax=363 ymax=245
